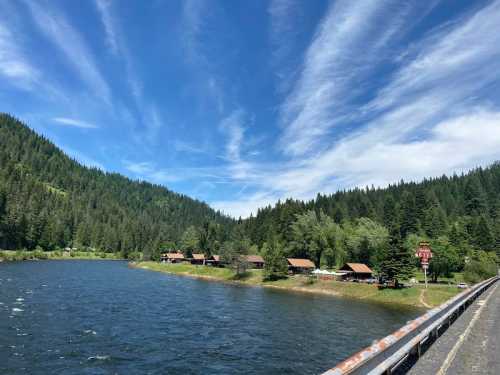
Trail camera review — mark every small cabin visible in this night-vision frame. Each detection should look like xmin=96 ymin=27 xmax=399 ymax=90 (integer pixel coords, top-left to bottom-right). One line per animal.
xmin=191 ymin=253 xmax=205 ymax=265
xmin=161 ymin=252 xmax=185 ymax=263
xmin=287 ymin=258 xmax=315 ymax=274
xmin=206 ymin=254 xmax=222 ymax=267
xmin=339 ymin=263 xmax=373 ymax=280
xmin=246 ymin=255 xmax=265 ymax=269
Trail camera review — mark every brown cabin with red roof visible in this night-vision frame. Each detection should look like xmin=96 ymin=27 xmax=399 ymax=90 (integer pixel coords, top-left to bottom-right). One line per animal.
xmin=339 ymin=263 xmax=373 ymax=280
xmin=206 ymin=254 xmax=222 ymax=267
xmin=190 ymin=253 xmax=206 ymax=265
xmin=160 ymin=252 xmax=185 ymax=263
xmin=246 ymin=255 xmax=265 ymax=269
xmin=287 ymin=258 xmax=315 ymax=274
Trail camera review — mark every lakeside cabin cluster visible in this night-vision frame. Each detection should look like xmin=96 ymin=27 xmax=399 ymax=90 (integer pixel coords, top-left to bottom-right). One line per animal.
xmin=159 ymin=252 xmax=373 ymax=280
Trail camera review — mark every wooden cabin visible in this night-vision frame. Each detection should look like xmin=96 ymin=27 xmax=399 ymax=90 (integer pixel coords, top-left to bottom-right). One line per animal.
xmin=191 ymin=253 xmax=205 ymax=265
xmin=339 ymin=263 xmax=373 ymax=280
xmin=206 ymin=254 xmax=222 ymax=267
xmin=246 ymin=255 xmax=265 ymax=269
xmin=287 ymin=258 xmax=315 ymax=274
xmin=161 ymin=252 xmax=185 ymax=263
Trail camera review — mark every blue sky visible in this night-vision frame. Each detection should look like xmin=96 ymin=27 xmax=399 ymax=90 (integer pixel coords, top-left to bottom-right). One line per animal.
xmin=2 ymin=0 xmax=500 ymax=218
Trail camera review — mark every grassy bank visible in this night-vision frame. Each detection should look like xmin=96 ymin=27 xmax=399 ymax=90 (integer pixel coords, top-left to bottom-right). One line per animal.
xmin=0 ymin=250 xmax=123 ymax=261
xmin=132 ymin=262 xmax=461 ymax=309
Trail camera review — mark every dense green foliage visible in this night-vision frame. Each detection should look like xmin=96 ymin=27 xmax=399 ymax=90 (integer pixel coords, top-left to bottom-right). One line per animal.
xmin=240 ymin=161 xmax=500 ymax=281
xmin=1 ymin=114 xmax=498 ymax=281
xmin=0 ymin=114 xmax=233 ymax=258
xmin=262 ymin=234 xmax=288 ymax=280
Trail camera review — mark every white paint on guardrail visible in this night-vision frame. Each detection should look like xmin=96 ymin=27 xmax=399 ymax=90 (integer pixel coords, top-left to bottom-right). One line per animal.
xmin=322 ymin=277 xmax=499 ymax=375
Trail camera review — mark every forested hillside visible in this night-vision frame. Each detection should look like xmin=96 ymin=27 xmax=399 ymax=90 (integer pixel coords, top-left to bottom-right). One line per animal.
xmin=0 ymin=114 xmax=233 ymax=257
xmin=1 ymin=113 xmax=498 ymax=281
xmin=244 ymin=165 xmax=500 ymax=251
xmin=240 ymin=162 xmax=500 ymax=282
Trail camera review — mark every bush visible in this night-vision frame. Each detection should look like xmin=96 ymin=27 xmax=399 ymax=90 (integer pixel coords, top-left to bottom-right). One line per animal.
xmin=463 ymin=250 xmax=498 ymax=284
xmin=127 ymin=252 xmax=143 ymax=261
xmin=302 ymin=275 xmax=317 ymax=285
xmin=33 ymin=249 xmax=48 ymax=260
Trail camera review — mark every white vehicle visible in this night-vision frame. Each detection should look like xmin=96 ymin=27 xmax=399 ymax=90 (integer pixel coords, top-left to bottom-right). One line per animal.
xmin=457 ymin=282 xmax=468 ymax=289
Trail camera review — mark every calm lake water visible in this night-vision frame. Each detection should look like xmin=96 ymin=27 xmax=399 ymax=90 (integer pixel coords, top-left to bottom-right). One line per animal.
xmin=0 ymin=261 xmax=420 ymax=374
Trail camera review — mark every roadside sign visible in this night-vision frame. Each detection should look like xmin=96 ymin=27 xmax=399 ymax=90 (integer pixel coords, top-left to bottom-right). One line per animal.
xmin=415 ymin=242 xmax=432 ymax=289
xmin=415 ymin=241 xmax=433 ymax=263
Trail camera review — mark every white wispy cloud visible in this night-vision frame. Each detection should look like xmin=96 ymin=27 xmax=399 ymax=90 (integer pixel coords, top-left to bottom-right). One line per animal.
xmin=212 ymin=191 xmax=278 ymax=219
xmin=218 ymin=110 xmax=245 ymax=162
xmin=0 ymin=23 xmax=39 ymax=89
xmin=369 ymin=0 xmax=500 ymax=113
xmin=93 ymin=0 xmax=165 ymax=149
xmin=277 ymin=0 xmax=434 ymax=157
xmin=181 ymin=0 xmax=207 ymax=64
xmin=124 ymin=161 xmax=154 ymax=175
xmin=94 ymin=0 xmax=119 ymax=54
xmin=0 ymin=16 xmax=68 ymax=101
xmin=93 ymin=0 xmax=142 ymax=101
xmin=173 ymin=140 xmax=211 ymax=155
xmin=123 ymin=159 xmax=232 ymax=186
xmin=279 ymin=0 xmax=385 ymax=156
xmin=214 ymin=0 xmax=500 ymax=217
xmin=268 ymin=0 xmax=302 ymax=93
xmin=305 ymin=109 xmax=500 ymax=190
xmin=24 ymin=0 xmax=112 ymax=104
xmin=53 ymin=117 xmax=98 ymax=129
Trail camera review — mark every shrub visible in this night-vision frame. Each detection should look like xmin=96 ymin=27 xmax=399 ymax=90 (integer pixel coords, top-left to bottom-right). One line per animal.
xmin=463 ymin=250 xmax=498 ymax=284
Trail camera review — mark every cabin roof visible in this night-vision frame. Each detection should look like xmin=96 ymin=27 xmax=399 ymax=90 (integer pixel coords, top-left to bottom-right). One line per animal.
xmin=287 ymin=258 xmax=315 ymax=268
xmin=192 ymin=253 xmax=205 ymax=260
xmin=246 ymin=255 xmax=264 ymax=263
xmin=340 ymin=263 xmax=373 ymax=274
xmin=166 ymin=253 xmax=184 ymax=259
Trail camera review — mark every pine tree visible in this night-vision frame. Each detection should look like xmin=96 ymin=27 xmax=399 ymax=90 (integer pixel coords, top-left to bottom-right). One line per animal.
xmin=383 ymin=196 xmax=398 ymax=229
xmin=464 ymin=177 xmax=487 ymax=216
xmin=378 ymin=202 xmax=414 ymax=286
xmin=180 ymin=226 xmax=200 ymax=257
xmin=414 ymin=188 xmax=428 ymax=227
xmin=262 ymin=234 xmax=288 ymax=281
xmin=400 ymin=191 xmax=418 ymax=238
xmin=494 ymin=220 xmax=500 ymax=259
xmin=424 ymin=205 xmax=448 ymax=238
xmin=473 ymin=216 xmax=495 ymax=251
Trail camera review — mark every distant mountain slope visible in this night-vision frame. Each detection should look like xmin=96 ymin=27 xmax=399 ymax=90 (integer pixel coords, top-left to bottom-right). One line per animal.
xmin=0 ymin=113 xmax=233 ymax=256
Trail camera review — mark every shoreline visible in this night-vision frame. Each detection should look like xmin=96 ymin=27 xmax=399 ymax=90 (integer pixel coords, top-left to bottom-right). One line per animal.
xmin=131 ymin=261 xmax=458 ymax=310
xmin=0 ymin=250 xmax=125 ymax=262
xmin=131 ymin=262 xmax=342 ymax=298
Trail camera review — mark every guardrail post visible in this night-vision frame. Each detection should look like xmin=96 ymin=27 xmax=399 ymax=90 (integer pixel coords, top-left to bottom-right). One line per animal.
xmin=410 ymin=342 xmax=422 ymax=358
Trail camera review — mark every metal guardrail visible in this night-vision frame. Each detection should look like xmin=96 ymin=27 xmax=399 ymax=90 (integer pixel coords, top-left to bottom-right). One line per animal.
xmin=322 ymin=276 xmax=499 ymax=375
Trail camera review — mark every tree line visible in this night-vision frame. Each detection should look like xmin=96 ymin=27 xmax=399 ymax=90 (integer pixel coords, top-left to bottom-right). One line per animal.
xmin=237 ymin=163 xmax=500 ymax=282
xmin=1 ymin=114 xmax=498 ymax=283
xmin=0 ymin=114 xmax=233 ymax=258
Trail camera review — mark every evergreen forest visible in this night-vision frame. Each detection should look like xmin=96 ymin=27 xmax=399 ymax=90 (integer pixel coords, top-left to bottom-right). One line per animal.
xmin=1 ymin=114 xmax=498 ymax=282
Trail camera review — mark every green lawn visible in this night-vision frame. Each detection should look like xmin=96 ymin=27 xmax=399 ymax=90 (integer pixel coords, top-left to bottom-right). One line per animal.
xmin=133 ymin=262 xmax=462 ymax=309
xmin=414 ymin=270 xmax=465 ymax=284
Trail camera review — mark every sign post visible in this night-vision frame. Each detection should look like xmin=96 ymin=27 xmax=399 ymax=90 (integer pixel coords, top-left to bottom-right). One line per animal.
xmin=422 ymin=262 xmax=428 ymax=289
xmin=415 ymin=242 xmax=433 ymax=289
